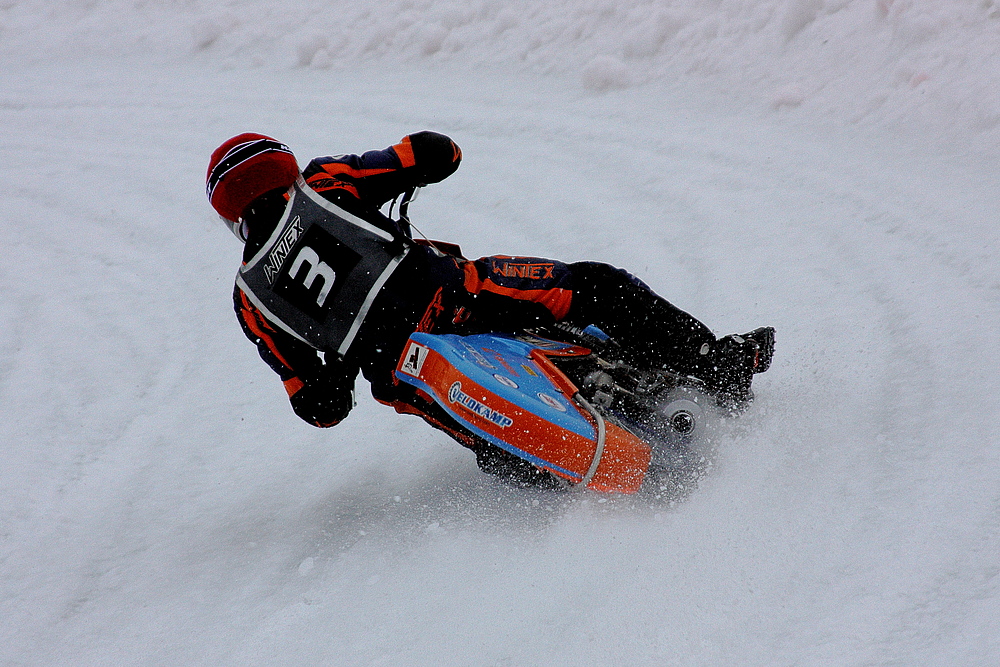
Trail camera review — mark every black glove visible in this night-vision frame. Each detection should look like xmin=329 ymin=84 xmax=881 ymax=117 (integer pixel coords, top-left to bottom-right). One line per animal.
xmin=287 ymin=359 xmax=357 ymax=427
xmin=408 ymin=131 xmax=462 ymax=184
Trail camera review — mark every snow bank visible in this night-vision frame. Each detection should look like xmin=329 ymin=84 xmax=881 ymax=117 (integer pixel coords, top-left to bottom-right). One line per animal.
xmin=3 ymin=1 xmax=1000 ymax=141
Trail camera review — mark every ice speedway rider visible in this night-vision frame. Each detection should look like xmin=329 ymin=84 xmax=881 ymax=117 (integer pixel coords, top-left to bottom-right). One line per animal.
xmin=206 ymin=131 xmax=774 ymax=487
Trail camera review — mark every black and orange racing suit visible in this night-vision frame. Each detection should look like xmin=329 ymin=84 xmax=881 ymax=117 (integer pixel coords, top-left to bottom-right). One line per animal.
xmin=234 ymin=131 xmax=716 ymax=483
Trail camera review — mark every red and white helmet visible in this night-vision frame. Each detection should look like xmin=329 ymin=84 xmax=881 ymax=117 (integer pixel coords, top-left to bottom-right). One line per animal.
xmin=206 ymin=133 xmax=298 ymax=240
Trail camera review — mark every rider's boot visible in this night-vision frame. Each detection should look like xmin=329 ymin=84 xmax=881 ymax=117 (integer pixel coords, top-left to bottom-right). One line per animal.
xmin=697 ymin=326 xmax=775 ymax=409
xmin=742 ymin=326 xmax=776 ymax=374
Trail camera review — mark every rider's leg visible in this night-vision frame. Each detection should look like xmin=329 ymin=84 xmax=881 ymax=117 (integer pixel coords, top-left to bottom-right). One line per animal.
xmin=565 ymin=262 xmax=772 ymax=404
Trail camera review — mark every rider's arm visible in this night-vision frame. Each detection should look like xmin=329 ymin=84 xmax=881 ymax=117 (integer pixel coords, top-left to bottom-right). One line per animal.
xmin=302 ymin=131 xmax=462 ymax=208
xmin=235 ymin=287 xmax=357 ymax=427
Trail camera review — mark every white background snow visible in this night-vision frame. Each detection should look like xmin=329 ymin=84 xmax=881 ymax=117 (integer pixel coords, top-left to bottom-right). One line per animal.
xmin=2 ymin=1 xmax=1000 ymax=664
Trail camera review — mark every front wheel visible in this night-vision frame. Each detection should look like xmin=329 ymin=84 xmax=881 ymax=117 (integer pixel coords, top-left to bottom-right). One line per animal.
xmin=655 ymin=386 xmax=710 ymax=441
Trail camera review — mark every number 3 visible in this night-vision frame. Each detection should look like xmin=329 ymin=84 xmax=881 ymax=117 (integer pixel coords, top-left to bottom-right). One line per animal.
xmin=288 ymin=246 xmax=336 ymax=307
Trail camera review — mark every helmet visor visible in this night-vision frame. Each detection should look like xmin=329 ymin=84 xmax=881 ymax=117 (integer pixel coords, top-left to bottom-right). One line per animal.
xmin=220 ymin=215 xmax=249 ymax=243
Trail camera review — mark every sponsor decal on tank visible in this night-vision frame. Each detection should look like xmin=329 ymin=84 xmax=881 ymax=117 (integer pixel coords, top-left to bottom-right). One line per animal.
xmin=400 ymin=342 xmax=429 ymax=377
xmin=448 ymin=381 xmax=513 ymax=428
xmin=537 ymin=392 xmax=568 ymax=412
xmin=493 ymin=374 xmax=519 ymax=389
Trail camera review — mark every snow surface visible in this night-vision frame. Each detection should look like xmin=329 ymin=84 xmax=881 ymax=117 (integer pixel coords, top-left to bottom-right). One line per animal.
xmin=2 ymin=1 xmax=999 ymax=665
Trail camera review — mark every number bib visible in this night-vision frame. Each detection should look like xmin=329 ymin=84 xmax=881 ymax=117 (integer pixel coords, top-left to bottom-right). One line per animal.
xmin=236 ymin=177 xmax=409 ymax=357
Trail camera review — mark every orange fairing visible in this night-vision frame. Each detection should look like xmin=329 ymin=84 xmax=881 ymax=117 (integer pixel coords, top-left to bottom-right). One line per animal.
xmin=529 ymin=348 xmax=581 ymax=398
xmin=582 ymin=421 xmax=651 ymax=494
xmin=397 ymin=339 xmax=652 ymax=494
xmin=529 ymin=346 xmax=651 ymax=494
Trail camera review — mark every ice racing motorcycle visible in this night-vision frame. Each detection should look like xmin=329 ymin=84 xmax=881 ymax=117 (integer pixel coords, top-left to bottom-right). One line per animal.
xmin=394 ymin=322 xmax=755 ymax=494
